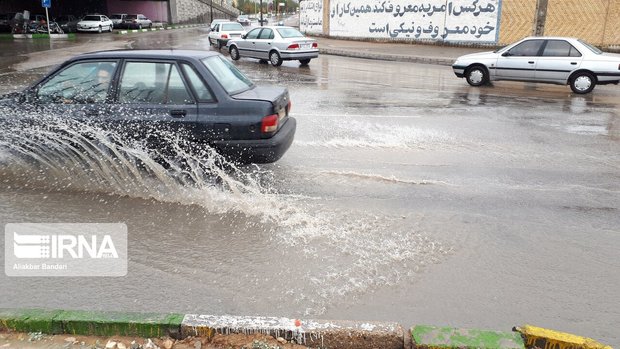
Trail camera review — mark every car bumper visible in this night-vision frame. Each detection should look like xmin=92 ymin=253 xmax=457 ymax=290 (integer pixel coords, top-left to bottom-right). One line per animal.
xmin=452 ymin=64 xmax=466 ymax=78
xmin=213 ymin=117 xmax=296 ymax=164
xmin=279 ymin=50 xmax=319 ymax=61
xmin=77 ymin=27 xmax=103 ymax=32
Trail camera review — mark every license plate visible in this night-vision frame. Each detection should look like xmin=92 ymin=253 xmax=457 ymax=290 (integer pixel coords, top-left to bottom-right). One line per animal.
xmin=301 ymin=43 xmax=311 ymax=49
xmin=278 ymin=107 xmax=286 ymax=120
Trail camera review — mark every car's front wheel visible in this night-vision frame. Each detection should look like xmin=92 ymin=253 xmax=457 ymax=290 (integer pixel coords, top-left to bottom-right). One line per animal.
xmin=229 ymin=46 xmax=240 ymax=60
xmin=465 ymin=65 xmax=488 ymax=86
xmin=299 ymin=59 xmax=311 ymax=65
xmin=108 ymin=24 xmax=113 ymax=32
xmin=97 ymin=25 xmax=102 ymax=33
xmin=570 ymin=71 xmax=596 ymax=94
xmin=269 ymin=50 xmax=282 ymax=67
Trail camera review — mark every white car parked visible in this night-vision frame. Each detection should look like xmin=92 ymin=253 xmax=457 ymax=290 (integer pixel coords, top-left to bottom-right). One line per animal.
xmin=452 ymin=37 xmax=620 ymax=94
xmin=77 ymin=14 xmax=113 ymax=33
xmin=208 ymin=21 xmax=246 ymax=49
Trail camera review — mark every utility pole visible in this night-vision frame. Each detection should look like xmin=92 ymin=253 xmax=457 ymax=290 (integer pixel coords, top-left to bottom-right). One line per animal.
xmin=210 ymin=0 xmax=214 ymax=23
xmin=260 ymin=0 xmax=263 ymax=26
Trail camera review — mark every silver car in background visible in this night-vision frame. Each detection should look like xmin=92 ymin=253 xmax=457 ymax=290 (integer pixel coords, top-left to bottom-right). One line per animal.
xmin=227 ymin=26 xmax=319 ymax=67
xmin=452 ymin=37 xmax=620 ymax=94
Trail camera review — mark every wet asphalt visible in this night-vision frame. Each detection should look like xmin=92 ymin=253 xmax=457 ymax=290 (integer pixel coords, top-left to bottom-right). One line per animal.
xmin=0 ymin=28 xmax=619 ymax=344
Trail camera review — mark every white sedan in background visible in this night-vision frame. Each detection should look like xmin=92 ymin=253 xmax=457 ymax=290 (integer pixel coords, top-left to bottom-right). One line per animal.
xmin=452 ymin=37 xmax=620 ymax=94
xmin=208 ymin=21 xmax=246 ymax=49
xmin=227 ymin=26 xmax=319 ymax=67
xmin=77 ymin=14 xmax=113 ymax=33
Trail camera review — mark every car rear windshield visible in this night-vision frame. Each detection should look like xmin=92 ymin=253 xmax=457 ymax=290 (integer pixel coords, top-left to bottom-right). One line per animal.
xmin=276 ymin=27 xmax=304 ymax=38
xmin=222 ymin=23 xmax=244 ymax=31
xmin=578 ymin=39 xmax=602 ymax=55
xmin=201 ymin=56 xmax=254 ymax=95
xmin=83 ymin=16 xmax=101 ymax=21
xmin=126 ymin=15 xmax=138 ymax=19
xmin=110 ymin=14 xmax=124 ymax=19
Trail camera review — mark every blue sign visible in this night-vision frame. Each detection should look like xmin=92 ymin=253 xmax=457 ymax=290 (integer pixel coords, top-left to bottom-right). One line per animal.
xmin=42 ymin=0 xmax=51 ymax=8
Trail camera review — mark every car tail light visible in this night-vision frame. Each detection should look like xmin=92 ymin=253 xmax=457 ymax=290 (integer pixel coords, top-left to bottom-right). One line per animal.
xmin=221 ymin=34 xmax=229 ymax=39
xmin=287 ymin=43 xmax=299 ymax=50
xmin=618 ymin=64 xmax=620 ymax=70
xmin=312 ymin=42 xmax=318 ymax=48
xmin=287 ymin=100 xmax=292 ymax=113
xmin=261 ymin=114 xmax=279 ymax=133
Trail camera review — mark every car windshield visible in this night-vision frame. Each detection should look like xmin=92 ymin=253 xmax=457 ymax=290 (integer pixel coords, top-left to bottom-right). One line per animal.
xmin=110 ymin=14 xmax=124 ymax=19
xmin=201 ymin=56 xmax=254 ymax=95
xmin=578 ymin=39 xmax=602 ymax=54
xmin=222 ymin=23 xmax=244 ymax=31
xmin=83 ymin=16 xmax=100 ymax=21
xmin=126 ymin=15 xmax=138 ymax=19
xmin=277 ymin=27 xmax=304 ymax=38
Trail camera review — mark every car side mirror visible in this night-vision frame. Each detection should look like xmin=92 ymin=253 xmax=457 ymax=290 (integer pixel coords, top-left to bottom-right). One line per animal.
xmin=502 ymin=51 xmax=512 ymax=57
xmin=241 ymin=34 xmax=246 ymax=39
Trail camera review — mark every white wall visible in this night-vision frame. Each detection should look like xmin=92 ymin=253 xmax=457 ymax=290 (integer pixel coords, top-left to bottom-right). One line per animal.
xmin=299 ymin=0 xmax=324 ymax=34
xmin=301 ymin=0 xmax=501 ymax=43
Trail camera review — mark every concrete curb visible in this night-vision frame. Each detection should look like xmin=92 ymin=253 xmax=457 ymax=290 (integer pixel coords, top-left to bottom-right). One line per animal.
xmin=0 ymin=33 xmax=75 ymax=40
xmin=318 ymin=47 xmax=454 ymax=66
xmin=116 ymin=24 xmax=206 ymax=35
xmin=0 ymin=309 xmax=183 ymax=338
xmin=0 ymin=309 xmax=614 ymax=349
xmin=181 ymin=314 xmax=403 ymax=349
xmin=514 ymin=325 xmax=613 ymax=349
xmin=411 ymin=325 xmax=525 ymax=349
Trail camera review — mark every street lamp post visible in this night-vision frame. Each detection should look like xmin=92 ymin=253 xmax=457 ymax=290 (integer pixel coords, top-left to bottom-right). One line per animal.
xmin=260 ymin=0 xmax=263 ymax=26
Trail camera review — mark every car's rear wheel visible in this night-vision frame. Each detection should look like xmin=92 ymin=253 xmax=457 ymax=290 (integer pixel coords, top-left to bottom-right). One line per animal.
xmin=570 ymin=71 xmax=596 ymax=94
xmin=299 ymin=59 xmax=311 ymax=65
xmin=217 ymin=40 xmax=224 ymax=49
xmin=465 ymin=65 xmax=488 ymax=86
xmin=138 ymin=24 xmax=142 ymax=30
xmin=97 ymin=25 xmax=102 ymax=33
xmin=269 ymin=50 xmax=282 ymax=67
xmin=108 ymin=24 xmax=113 ymax=32
xmin=229 ymin=46 xmax=240 ymax=60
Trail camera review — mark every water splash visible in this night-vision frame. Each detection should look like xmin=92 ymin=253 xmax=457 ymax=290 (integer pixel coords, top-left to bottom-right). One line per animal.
xmin=0 ymin=105 xmax=453 ymax=314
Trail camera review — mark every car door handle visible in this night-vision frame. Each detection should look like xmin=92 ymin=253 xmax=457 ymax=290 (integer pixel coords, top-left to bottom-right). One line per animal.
xmin=170 ymin=110 xmax=187 ymax=118
xmin=528 ymin=61 xmax=535 ymax=64
xmin=570 ymin=62 xmax=577 ymax=65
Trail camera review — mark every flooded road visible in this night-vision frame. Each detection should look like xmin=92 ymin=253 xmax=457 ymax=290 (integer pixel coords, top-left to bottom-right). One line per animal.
xmin=0 ymin=29 xmax=619 ymax=344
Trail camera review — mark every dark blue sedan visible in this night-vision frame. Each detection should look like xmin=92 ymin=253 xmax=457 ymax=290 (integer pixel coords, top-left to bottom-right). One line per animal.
xmin=2 ymin=50 xmax=295 ymax=164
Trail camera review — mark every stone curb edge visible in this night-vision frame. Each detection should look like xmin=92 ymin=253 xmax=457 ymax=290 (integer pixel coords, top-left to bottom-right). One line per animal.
xmin=0 ymin=309 xmax=613 ymax=349
xmin=0 ymin=33 xmax=76 ymax=40
xmin=318 ymin=47 xmax=454 ymax=66
xmin=116 ymin=24 xmax=206 ymax=35
xmin=0 ymin=24 xmax=205 ymax=40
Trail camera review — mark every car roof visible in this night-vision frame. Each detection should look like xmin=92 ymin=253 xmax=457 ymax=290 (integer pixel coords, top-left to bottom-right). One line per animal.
xmin=522 ymin=36 xmax=579 ymax=41
xmin=71 ymin=49 xmax=220 ymax=61
xmin=259 ymin=26 xmax=293 ymax=29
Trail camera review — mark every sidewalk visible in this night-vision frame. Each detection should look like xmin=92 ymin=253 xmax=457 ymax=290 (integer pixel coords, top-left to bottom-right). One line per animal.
xmin=312 ymin=36 xmax=488 ymax=66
